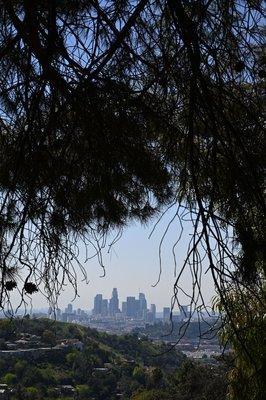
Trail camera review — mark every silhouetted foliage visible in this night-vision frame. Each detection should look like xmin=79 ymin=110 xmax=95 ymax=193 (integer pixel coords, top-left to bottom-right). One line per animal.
xmin=0 ymin=2 xmax=265 ymax=397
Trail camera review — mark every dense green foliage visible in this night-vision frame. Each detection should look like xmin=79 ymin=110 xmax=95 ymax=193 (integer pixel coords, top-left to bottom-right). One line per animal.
xmin=0 ymin=318 xmax=228 ymax=400
xmin=132 ymin=359 xmax=228 ymax=400
xmin=218 ymin=288 xmax=266 ymax=400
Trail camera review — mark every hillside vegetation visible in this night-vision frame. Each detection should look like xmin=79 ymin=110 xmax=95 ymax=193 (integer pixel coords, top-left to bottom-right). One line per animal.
xmin=0 ymin=318 xmax=228 ymax=399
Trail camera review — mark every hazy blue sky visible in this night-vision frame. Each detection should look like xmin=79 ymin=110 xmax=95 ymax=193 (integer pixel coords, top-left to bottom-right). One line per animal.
xmin=24 ymin=207 xmax=215 ymax=312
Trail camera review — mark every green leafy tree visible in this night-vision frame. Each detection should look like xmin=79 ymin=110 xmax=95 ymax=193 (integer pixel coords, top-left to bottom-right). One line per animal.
xmin=218 ymin=288 xmax=266 ymax=400
xmin=14 ymin=360 xmax=28 ymax=378
xmin=67 ymin=324 xmax=85 ymax=340
xmin=2 ymin=372 xmax=16 ymax=385
xmin=76 ymin=384 xmax=93 ymax=399
xmin=171 ymin=359 xmax=227 ymax=400
xmin=0 ymin=319 xmax=16 ymax=340
xmin=40 ymin=366 xmax=57 ymax=385
xmin=66 ymin=351 xmax=78 ymax=367
xmin=21 ymin=367 xmax=43 ymax=387
xmin=66 ymin=350 xmax=89 ymax=382
xmin=132 ymin=366 xmax=146 ymax=385
xmin=147 ymin=367 xmax=163 ymax=389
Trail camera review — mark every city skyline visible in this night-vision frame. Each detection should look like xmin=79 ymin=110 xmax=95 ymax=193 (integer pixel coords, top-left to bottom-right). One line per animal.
xmin=49 ymin=288 xmax=195 ymax=331
xmin=9 ymin=208 xmax=215 ymax=313
xmin=54 ymin=288 xmax=189 ymax=317
xmin=92 ymin=288 xmax=156 ymax=323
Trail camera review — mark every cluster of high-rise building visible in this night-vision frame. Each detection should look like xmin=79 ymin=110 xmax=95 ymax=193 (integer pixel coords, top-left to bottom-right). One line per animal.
xmin=49 ymin=289 xmax=191 ymax=328
xmin=93 ymin=288 xmax=156 ymax=323
xmin=93 ymin=288 xmax=120 ymax=317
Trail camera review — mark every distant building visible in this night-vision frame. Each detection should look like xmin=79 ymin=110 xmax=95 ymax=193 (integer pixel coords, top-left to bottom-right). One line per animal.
xmin=121 ymin=301 xmax=127 ymax=316
xmin=93 ymin=294 xmax=103 ymax=315
xmin=163 ymin=307 xmax=171 ymax=323
xmin=59 ymin=385 xmax=76 ymax=396
xmin=0 ymin=383 xmax=9 ymax=400
xmin=66 ymin=304 xmax=73 ymax=314
xmin=138 ymin=293 xmax=147 ymax=318
xmin=146 ymin=311 xmax=154 ymax=323
xmin=126 ymin=297 xmax=138 ymax=318
xmin=109 ymin=288 xmax=119 ymax=315
xmin=60 ymin=339 xmax=84 ymax=351
xmin=145 ymin=304 xmax=156 ymax=323
xmin=150 ymin=304 xmax=156 ymax=322
xmin=102 ymin=299 xmax=109 ymax=316
xmin=135 ymin=299 xmax=140 ymax=316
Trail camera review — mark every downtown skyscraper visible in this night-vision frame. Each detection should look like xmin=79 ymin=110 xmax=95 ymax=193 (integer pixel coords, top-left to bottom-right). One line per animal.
xmin=109 ymin=288 xmax=119 ymax=315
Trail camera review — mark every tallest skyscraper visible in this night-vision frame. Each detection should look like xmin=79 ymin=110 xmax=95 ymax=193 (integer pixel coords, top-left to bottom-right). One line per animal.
xmin=109 ymin=288 xmax=119 ymax=315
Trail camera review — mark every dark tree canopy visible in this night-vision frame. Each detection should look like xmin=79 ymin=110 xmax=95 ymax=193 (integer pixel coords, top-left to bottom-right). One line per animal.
xmin=0 ymin=2 xmax=265 ymax=394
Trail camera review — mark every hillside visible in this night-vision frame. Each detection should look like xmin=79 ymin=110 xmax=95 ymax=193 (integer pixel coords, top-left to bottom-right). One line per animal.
xmin=0 ymin=318 xmax=228 ymax=400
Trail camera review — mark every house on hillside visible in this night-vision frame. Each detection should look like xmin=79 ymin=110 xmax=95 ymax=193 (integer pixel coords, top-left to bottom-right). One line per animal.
xmin=57 ymin=385 xmax=76 ymax=397
xmin=0 ymin=384 xmax=9 ymax=400
xmin=59 ymin=339 xmax=84 ymax=351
